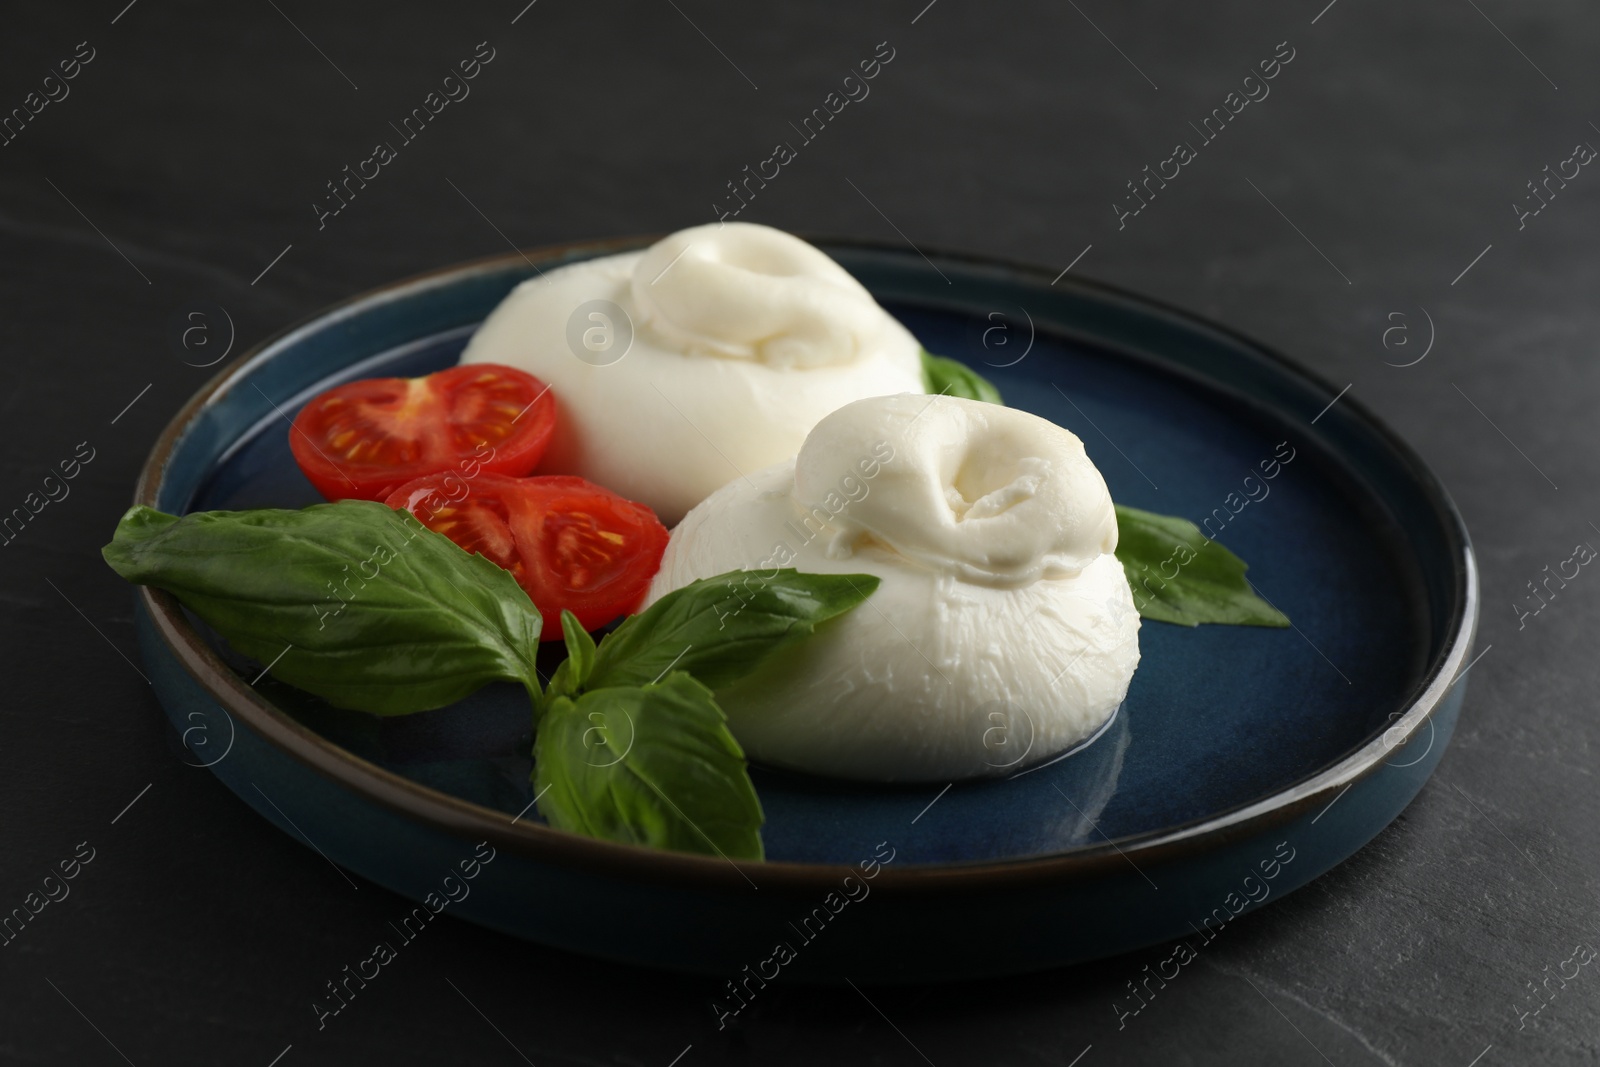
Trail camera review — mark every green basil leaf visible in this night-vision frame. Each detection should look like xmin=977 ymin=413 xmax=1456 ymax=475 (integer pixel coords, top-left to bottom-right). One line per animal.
xmin=560 ymin=610 xmax=596 ymax=689
xmin=1114 ymin=504 xmax=1289 ymax=628
xmin=921 ymin=349 xmax=1004 ymax=404
xmin=538 ymin=660 xmax=575 ymax=724
xmin=103 ymin=501 xmax=544 ymax=713
xmin=587 ymin=569 xmax=881 ymax=692
xmin=536 ymin=609 xmax=595 ymax=720
xmin=533 ymin=672 xmax=764 ymax=860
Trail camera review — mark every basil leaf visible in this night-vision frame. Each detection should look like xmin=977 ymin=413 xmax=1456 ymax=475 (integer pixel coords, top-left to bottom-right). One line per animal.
xmin=921 ymin=349 xmax=1004 ymax=404
xmin=1114 ymin=504 xmax=1289 ymax=628
xmin=103 ymin=501 xmax=544 ymax=713
xmin=560 ymin=610 xmax=596 ymax=689
xmin=533 ymin=672 xmax=764 ymax=860
xmin=537 ymin=609 xmax=595 ymax=720
xmin=587 ymin=569 xmax=881 ymax=692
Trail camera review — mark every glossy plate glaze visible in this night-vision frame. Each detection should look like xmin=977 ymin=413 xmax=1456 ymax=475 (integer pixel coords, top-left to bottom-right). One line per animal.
xmin=131 ymin=238 xmax=1476 ymax=982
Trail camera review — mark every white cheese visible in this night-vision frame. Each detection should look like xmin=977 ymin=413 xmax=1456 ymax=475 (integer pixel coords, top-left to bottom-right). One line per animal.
xmin=645 ymin=394 xmax=1142 ymax=782
xmin=459 ymin=222 xmax=925 ymax=525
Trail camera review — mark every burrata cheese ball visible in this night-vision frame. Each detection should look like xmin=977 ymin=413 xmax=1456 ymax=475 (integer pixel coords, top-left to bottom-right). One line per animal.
xmin=645 ymin=393 xmax=1142 ymax=782
xmin=459 ymin=222 xmax=926 ymax=525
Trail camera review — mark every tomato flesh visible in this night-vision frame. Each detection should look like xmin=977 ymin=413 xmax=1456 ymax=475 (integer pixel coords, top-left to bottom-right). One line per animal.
xmin=385 ymin=472 xmax=669 ymax=640
xmin=289 ymin=364 xmax=555 ymax=502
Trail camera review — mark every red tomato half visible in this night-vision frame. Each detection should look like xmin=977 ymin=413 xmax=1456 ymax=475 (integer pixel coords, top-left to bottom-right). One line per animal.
xmin=385 ymin=472 xmax=669 ymax=640
xmin=289 ymin=364 xmax=556 ymax=502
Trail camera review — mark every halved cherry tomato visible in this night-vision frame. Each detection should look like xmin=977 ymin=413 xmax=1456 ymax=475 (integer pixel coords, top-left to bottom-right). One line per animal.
xmin=385 ymin=472 xmax=669 ymax=640
xmin=289 ymin=364 xmax=556 ymax=502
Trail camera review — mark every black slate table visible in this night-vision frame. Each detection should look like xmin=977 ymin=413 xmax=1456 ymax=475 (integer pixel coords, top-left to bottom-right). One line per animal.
xmin=3 ymin=1 xmax=1596 ymax=1064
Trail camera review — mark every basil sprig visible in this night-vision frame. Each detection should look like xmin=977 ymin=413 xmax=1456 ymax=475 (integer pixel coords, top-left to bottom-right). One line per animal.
xmin=921 ymin=349 xmax=1004 ymax=404
xmin=104 ymin=502 xmax=882 ymax=861
xmin=533 ymin=571 xmax=881 ymax=860
xmin=916 ymin=355 xmax=1289 ymax=628
xmin=1113 ymin=505 xmax=1288 ymax=628
xmin=104 ymin=502 xmax=545 ymax=713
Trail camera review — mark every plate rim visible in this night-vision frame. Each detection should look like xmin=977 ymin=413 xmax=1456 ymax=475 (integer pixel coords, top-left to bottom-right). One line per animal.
xmin=132 ymin=235 xmax=1479 ymax=893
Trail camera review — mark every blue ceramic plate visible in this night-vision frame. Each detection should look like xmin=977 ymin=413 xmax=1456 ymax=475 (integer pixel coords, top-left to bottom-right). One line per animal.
xmin=131 ymin=238 xmax=1476 ymax=982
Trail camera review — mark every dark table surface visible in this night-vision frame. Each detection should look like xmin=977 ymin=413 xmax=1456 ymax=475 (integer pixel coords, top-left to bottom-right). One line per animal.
xmin=4 ymin=1 xmax=1597 ymax=1064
